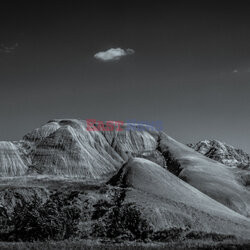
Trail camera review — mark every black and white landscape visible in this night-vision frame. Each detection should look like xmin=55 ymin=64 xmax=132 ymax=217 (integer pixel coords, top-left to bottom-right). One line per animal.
xmin=1 ymin=1 xmax=250 ymax=249
xmin=0 ymin=119 xmax=249 ymax=249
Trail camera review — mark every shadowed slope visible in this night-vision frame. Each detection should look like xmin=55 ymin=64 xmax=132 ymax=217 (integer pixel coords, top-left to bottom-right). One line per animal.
xmin=109 ymin=158 xmax=250 ymax=239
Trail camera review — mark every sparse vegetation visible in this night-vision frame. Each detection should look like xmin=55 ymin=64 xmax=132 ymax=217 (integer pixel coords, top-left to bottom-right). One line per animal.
xmin=0 ymin=183 xmax=249 ymax=248
xmin=0 ymin=191 xmax=81 ymax=242
xmin=92 ymin=202 xmax=152 ymax=241
xmin=161 ymin=150 xmax=183 ymax=176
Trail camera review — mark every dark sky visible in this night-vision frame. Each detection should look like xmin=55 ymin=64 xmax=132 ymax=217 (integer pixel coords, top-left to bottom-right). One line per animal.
xmin=1 ymin=0 xmax=250 ymax=152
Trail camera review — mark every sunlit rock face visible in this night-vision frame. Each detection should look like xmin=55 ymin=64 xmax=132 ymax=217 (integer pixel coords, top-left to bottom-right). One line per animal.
xmin=23 ymin=121 xmax=61 ymax=144
xmin=0 ymin=142 xmax=28 ymax=176
xmin=4 ymin=119 xmax=160 ymax=179
xmin=101 ymin=123 xmax=158 ymax=154
xmin=188 ymin=140 xmax=250 ymax=169
xmin=28 ymin=120 xmax=123 ymax=178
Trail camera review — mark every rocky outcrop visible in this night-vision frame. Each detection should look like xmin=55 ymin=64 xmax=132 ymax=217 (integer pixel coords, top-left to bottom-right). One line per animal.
xmin=188 ymin=140 xmax=250 ymax=169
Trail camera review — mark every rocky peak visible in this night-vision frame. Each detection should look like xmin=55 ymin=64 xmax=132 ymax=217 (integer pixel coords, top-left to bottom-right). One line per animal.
xmin=188 ymin=139 xmax=250 ymax=169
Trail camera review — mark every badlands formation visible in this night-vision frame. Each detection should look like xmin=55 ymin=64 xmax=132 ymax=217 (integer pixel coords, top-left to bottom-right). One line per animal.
xmin=0 ymin=119 xmax=249 ymax=245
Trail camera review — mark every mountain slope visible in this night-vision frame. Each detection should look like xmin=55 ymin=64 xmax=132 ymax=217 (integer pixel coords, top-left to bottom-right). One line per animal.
xmin=0 ymin=119 xmax=159 ymax=179
xmin=158 ymin=133 xmax=250 ymax=217
xmin=108 ymin=158 xmax=250 ymax=238
xmin=0 ymin=142 xmax=28 ymax=176
xmin=26 ymin=119 xmax=159 ymax=179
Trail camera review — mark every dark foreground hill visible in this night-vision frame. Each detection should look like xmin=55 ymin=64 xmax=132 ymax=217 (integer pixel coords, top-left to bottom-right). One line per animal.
xmin=0 ymin=119 xmax=249 ymax=247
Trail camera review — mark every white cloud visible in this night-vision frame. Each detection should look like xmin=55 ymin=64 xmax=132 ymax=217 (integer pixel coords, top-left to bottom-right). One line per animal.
xmin=94 ymin=48 xmax=135 ymax=61
xmin=0 ymin=43 xmax=18 ymax=53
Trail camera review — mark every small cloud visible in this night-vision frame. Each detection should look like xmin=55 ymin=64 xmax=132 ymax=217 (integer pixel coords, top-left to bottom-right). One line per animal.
xmin=233 ymin=69 xmax=238 ymax=73
xmin=94 ymin=48 xmax=135 ymax=62
xmin=0 ymin=43 xmax=18 ymax=53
